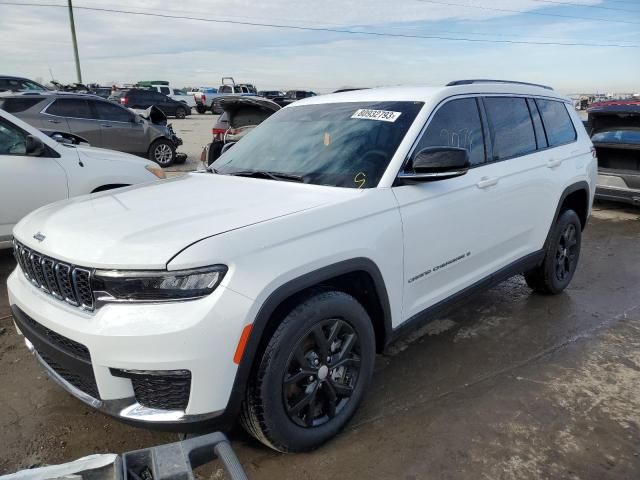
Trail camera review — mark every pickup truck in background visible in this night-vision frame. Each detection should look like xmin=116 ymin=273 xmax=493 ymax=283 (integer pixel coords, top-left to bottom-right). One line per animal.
xmin=194 ymin=78 xmax=258 ymax=114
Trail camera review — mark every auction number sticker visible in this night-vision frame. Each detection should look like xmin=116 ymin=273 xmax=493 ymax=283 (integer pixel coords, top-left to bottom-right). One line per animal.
xmin=351 ymin=109 xmax=402 ymax=122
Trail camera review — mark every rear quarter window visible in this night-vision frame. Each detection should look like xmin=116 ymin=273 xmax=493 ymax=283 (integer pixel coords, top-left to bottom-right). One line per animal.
xmin=536 ymin=99 xmax=576 ymax=147
xmin=0 ymin=97 xmax=43 ymax=113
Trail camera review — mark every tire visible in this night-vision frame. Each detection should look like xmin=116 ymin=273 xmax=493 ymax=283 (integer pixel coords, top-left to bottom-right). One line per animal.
xmin=148 ymin=139 xmax=175 ymax=167
xmin=175 ymin=106 xmax=187 ymax=119
xmin=524 ymin=209 xmax=582 ymax=294
xmin=196 ymin=105 xmax=206 ymax=114
xmin=241 ymin=290 xmax=376 ymax=452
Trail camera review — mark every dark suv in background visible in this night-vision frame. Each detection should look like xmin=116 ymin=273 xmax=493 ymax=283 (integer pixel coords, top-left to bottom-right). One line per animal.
xmin=110 ymin=89 xmax=191 ymax=119
xmin=0 ymin=92 xmax=184 ymax=167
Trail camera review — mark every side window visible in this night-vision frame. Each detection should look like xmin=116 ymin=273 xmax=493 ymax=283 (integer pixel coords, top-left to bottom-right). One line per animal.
xmin=415 ymin=98 xmax=486 ymax=166
xmin=536 ymin=99 xmax=577 ymax=147
xmin=160 ymin=86 xmax=170 ymax=95
xmin=484 ymin=97 xmax=536 ymax=160
xmin=94 ymin=101 xmax=133 ymax=122
xmin=0 ymin=118 xmax=28 ymax=155
xmin=0 ymin=97 xmax=43 ymax=113
xmin=46 ymin=99 xmax=92 ymax=119
xmin=219 ymin=85 xmax=232 ymax=94
xmin=527 ymin=98 xmax=548 ymax=149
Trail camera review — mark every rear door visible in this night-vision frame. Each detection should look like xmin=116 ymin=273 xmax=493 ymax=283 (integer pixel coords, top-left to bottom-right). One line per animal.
xmin=480 ymin=96 xmax=557 ymax=262
xmin=0 ymin=117 xmax=67 ymax=241
xmin=44 ymin=98 xmax=101 ymax=145
xmin=91 ymin=99 xmax=148 ymax=154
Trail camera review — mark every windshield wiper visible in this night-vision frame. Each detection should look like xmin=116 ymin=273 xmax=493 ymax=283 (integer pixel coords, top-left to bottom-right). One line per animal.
xmin=227 ymin=170 xmax=306 ymax=183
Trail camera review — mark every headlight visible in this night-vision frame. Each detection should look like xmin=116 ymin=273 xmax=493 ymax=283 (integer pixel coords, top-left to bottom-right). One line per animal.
xmin=93 ymin=265 xmax=227 ymax=303
xmin=145 ymin=164 xmax=166 ymax=179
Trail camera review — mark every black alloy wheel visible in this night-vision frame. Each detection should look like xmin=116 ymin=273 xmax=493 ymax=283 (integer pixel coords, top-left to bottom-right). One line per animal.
xmin=555 ymin=223 xmax=578 ymax=282
xmin=283 ymin=318 xmax=361 ymax=428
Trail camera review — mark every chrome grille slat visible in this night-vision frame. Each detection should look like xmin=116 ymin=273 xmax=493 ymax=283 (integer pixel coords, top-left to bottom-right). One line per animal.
xmin=14 ymin=241 xmax=94 ymax=311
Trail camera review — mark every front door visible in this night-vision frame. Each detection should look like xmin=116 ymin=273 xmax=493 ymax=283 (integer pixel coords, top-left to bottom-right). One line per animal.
xmin=393 ymin=97 xmax=503 ymax=322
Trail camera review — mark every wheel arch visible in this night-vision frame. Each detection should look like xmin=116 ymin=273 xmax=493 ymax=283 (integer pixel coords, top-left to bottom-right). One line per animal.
xmin=543 ymin=181 xmax=590 ymax=249
xmin=225 ymin=258 xmax=392 ymax=417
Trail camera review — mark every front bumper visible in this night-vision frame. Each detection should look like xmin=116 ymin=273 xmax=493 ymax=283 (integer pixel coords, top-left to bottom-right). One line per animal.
xmin=7 ymin=266 xmax=254 ymax=429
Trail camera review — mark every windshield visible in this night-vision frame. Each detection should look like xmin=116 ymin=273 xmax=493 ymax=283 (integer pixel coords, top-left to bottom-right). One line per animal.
xmin=592 ymin=129 xmax=640 ymax=145
xmin=211 ymin=101 xmax=423 ymax=188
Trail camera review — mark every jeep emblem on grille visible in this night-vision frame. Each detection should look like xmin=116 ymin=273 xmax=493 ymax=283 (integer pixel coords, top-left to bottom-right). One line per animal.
xmin=33 ymin=232 xmax=46 ymax=242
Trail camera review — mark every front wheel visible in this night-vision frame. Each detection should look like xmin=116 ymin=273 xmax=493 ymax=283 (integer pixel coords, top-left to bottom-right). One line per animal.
xmin=241 ymin=290 xmax=375 ymax=452
xmin=524 ymin=209 xmax=582 ymax=294
xmin=148 ymin=139 xmax=175 ymax=167
xmin=175 ymin=106 xmax=187 ymax=119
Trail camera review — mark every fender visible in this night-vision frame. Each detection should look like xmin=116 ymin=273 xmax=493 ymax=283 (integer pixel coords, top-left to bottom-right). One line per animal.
xmin=221 ymin=257 xmax=392 ymax=423
xmin=544 ymin=181 xmax=590 ymax=249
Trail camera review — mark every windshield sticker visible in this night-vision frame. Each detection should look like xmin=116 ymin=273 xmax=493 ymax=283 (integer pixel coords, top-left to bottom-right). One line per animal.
xmin=354 ymin=171 xmax=367 ymax=188
xmin=351 ymin=109 xmax=402 ymax=122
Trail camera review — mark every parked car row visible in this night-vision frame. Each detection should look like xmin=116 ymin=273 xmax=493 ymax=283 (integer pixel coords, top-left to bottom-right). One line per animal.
xmin=0 ymin=92 xmax=185 ymax=167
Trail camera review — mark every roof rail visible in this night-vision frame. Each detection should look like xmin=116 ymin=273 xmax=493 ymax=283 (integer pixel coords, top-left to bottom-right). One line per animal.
xmin=446 ymin=79 xmax=553 ymax=90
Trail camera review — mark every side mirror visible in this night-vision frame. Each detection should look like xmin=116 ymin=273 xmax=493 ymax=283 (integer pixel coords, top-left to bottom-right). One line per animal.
xmin=25 ymin=135 xmax=46 ymax=156
xmin=398 ymin=147 xmax=470 ymax=182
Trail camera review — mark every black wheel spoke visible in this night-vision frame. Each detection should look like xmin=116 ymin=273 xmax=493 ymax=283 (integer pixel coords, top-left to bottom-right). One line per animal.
xmin=327 ymin=320 xmax=342 ymax=346
xmin=288 ymin=384 xmax=317 ymax=416
xmin=331 ymin=356 xmax=361 ymax=370
xmin=323 ymin=381 xmax=338 ymax=418
xmin=312 ymin=326 xmax=330 ymax=359
xmin=329 ymin=380 xmax=354 ymax=398
xmin=284 ymin=370 xmax=314 ymax=385
xmin=294 ymin=345 xmax=310 ymax=369
xmin=338 ymin=333 xmax=356 ymax=361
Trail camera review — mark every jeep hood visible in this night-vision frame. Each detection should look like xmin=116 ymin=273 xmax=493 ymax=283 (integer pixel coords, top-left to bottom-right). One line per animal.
xmin=14 ymin=173 xmax=356 ymax=269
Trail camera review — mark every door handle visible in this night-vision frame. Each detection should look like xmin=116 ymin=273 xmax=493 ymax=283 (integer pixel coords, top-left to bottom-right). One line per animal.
xmin=547 ymin=158 xmax=563 ymax=168
xmin=47 ymin=119 xmax=61 ymax=124
xmin=476 ymin=176 xmax=499 ymax=189
xmin=101 ymin=124 xmax=113 ymax=128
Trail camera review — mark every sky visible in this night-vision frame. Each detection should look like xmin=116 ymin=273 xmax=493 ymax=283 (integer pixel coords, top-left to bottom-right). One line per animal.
xmin=0 ymin=0 xmax=638 ymax=94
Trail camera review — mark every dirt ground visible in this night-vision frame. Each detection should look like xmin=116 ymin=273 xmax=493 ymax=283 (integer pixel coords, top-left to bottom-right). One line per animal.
xmin=1 ymin=201 xmax=639 ymax=479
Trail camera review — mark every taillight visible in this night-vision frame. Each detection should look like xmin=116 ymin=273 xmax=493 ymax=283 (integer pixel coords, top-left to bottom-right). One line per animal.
xmin=202 ymin=94 xmax=206 ymax=103
xmin=120 ymin=97 xmax=128 ymax=105
xmin=212 ymin=128 xmax=226 ymax=135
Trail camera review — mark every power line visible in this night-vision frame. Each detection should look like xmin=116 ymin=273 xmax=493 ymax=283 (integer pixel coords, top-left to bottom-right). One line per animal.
xmin=530 ymin=0 xmax=640 ymax=13
xmin=418 ymin=0 xmax=640 ymax=25
xmin=1 ymin=1 xmax=638 ymax=48
xmin=63 ymin=0 xmax=640 ymax=43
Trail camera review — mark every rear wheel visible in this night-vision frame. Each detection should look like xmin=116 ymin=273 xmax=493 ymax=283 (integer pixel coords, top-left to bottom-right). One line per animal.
xmin=148 ymin=139 xmax=175 ymax=167
xmin=241 ymin=290 xmax=375 ymax=452
xmin=175 ymin=106 xmax=187 ymax=119
xmin=524 ymin=209 xmax=582 ymax=294
xmin=196 ymin=105 xmax=207 ymax=114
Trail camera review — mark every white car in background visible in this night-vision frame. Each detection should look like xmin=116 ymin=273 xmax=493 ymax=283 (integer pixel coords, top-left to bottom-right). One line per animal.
xmin=0 ymin=108 xmax=166 ymax=248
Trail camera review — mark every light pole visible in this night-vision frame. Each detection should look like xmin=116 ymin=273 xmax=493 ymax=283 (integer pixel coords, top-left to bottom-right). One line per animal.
xmin=67 ymin=0 xmax=82 ymax=83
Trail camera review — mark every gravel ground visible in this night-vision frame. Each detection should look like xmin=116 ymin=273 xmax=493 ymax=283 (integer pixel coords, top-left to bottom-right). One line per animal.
xmin=165 ymin=111 xmax=219 ymax=174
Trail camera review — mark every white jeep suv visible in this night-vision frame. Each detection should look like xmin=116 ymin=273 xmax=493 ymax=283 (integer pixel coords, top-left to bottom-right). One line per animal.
xmin=8 ymin=80 xmax=596 ymax=452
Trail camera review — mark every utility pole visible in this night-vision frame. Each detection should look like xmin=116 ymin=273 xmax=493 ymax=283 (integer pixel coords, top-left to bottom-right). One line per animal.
xmin=67 ymin=0 xmax=82 ymax=83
